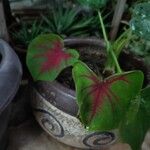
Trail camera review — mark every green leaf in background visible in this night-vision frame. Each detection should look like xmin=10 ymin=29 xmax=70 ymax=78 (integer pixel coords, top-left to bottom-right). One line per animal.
xmin=113 ymin=29 xmax=132 ymax=58
xmin=77 ymin=0 xmax=109 ymax=10
xmin=11 ymin=20 xmax=44 ymax=47
xmin=26 ymin=34 xmax=79 ymax=81
xmin=130 ymin=2 xmax=150 ymax=40
xmin=105 ymin=29 xmax=132 ymax=72
xmin=119 ymin=86 xmax=150 ymax=150
xmin=72 ymin=61 xmax=144 ymax=131
xmin=130 ymin=18 xmax=150 ymax=40
xmin=141 ymin=86 xmax=150 ymax=116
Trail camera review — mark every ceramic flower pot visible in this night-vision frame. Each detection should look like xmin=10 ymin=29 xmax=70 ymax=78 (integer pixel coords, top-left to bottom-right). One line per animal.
xmin=30 ymin=38 xmax=150 ymax=149
xmin=0 ymin=40 xmax=22 ymax=150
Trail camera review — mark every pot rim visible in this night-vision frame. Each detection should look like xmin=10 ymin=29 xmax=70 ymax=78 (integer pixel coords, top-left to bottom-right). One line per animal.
xmin=44 ymin=37 xmax=149 ymax=93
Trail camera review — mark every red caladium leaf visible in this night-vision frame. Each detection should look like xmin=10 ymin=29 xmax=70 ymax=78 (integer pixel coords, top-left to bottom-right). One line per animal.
xmin=26 ymin=34 xmax=79 ymax=81
xmin=72 ymin=62 xmax=144 ymax=131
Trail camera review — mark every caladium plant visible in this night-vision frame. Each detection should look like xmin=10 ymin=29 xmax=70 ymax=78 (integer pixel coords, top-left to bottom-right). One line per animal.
xmin=26 ymin=33 xmax=149 ymax=150
xmin=26 ymin=1 xmax=150 ymax=150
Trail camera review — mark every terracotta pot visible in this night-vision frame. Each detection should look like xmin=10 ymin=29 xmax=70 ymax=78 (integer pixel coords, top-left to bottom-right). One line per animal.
xmin=30 ymin=38 xmax=150 ymax=149
xmin=0 ymin=40 xmax=22 ymax=150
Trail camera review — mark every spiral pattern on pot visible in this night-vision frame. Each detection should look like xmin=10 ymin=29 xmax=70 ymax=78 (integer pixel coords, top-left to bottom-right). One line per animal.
xmin=83 ymin=132 xmax=115 ymax=148
xmin=34 ymin=109 xmax=64 ymax=138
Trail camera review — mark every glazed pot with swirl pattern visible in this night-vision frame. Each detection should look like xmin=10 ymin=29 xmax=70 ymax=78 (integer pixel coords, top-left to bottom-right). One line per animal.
xmin=30 ymin=38 xmax=150 ymax=150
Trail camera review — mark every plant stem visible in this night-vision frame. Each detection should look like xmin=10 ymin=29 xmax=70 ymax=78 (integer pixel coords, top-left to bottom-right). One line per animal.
xmin=98 ymin=10 xmax=122 ymax=73
xmin=98 ymin=10 xmax=110 ymax=52
xmin=110 ymin=50 xmax=122 ymax=73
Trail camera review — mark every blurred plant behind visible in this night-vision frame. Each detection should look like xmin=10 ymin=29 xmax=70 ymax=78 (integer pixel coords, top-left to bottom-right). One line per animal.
xmin=128 ymin=37 xmax=150 ymax=66
xmin=10 ymin=0 xmax=114 ymax=47
xmin=40 ymin=0 xmax=114 ymax=38
xmin=128 ymin=2 xmax=150 ymax=66
xmin=11 ymin=20 xmax=44 ymax=47
xmin=41 ymin=4 xmax=98 ymax=38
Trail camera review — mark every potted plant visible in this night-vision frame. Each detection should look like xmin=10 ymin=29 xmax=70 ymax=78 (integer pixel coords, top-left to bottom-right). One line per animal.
xmin=26 ymin=1 xmax=150 ymax=150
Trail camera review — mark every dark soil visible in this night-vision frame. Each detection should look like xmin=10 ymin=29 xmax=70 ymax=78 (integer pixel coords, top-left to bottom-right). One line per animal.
xmin=57 ymin=49 xmax=150 ymax=89
xmin=56 ymin=48 xmax=107 ymax=90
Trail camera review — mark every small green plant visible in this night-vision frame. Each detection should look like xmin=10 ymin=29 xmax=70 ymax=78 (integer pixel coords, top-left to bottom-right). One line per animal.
xmin=130 ymin=2 xmax=150 ymax=41
xmin=11 ymin=21 xmax=43 ymax=47
xmin=128 ymin=2 xmax=150 ymax=66
xmin=128 ymin=36 xmax=150 ymax=65
xmin=26 ymin=1 xmax=150 ymax=150
xmin=41 ymin=5 xmax=96 ymax=38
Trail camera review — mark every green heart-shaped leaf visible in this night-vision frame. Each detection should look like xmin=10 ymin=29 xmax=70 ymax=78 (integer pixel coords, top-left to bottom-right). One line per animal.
xmin=119 ymin=86 xmax=150 ymax=150
xmin=26 ymin=34 xmax=79 ymax=81
xmin=73 ymin=62 xmax=144 ymax=131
